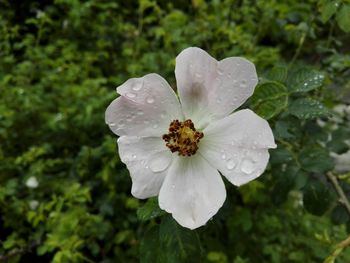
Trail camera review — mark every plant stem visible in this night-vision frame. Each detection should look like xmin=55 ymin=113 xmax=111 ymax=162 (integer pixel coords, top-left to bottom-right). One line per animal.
xmin=327 ymin=172 xmax=350 ymax=215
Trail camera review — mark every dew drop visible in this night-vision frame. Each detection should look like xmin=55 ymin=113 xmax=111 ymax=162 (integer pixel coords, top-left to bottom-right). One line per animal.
xmin=221 ymin=153 xmax=226 ymax=160
xmin=241 ymin=158 xmax=256 ymax=174
xmin=226 ymin=159 xmax=236 ymax=170
xmin=126 ymin=92 xmax=136 ymax=98
xmin=132 ymin=81 xmax=143 ymax=91
xmin=146 ymin=96 xmax=155 ymax=104
xmin=195 ymin=72 xmax=202 ymax=78
xmin=240 ymin=80 xmax=247 ymax=88
xmin=109 ymin=122 xmax=116 ymax=127
xmin=137 ymin=110 xmax=144 ymax=116
xmin=153 ymin=123 xmax=159 ymax=129
xmin=217 ymin=68 xmax=224 ymax=76
xmin=150 ymin=155 xmax=170 ymax=172
xmin=132 ymin=154 xmax=137 ymax=159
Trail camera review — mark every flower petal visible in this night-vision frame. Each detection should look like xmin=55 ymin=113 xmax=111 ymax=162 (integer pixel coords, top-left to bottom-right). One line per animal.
xmin=158 ymin=154 xmax=226 ymax=230
xmin=106 ymin=73 xmax=182 ymax=137
xmin=199 ymin=109 xmax=276 ymax=186
xmin=175 ymin=47 xmax=257 ymax=128
xmin=118 ymin=136 xmax=173 ymax=199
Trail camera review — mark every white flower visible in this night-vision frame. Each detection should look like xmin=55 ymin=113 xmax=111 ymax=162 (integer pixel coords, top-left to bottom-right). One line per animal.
xmin=25 ymin=176 xmax=39 ymax=189
xmin=105 ymin=47 xmax=276 ymax=229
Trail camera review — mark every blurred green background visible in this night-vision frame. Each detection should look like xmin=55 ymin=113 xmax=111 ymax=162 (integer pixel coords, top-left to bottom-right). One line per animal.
xmin=1 ymin=0 xmax=350 ymax=262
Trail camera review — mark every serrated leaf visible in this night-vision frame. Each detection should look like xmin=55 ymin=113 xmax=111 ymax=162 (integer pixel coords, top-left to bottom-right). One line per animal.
xmin=288 ymin=69 xmax=325 ymax=93
xmin=288 ymin=98 xmax=330 ymax=119
xmin=137 ymin=197 xmax=166 ymax=221
xmin=271 ymin=165 xmax=298 ymax=205
xmin=140 ymin=226 xmax=161 ymax=263
xmin=158 ymin=216 xmax=202 ymax=263
xmin=331 ymin=205 xmax=349 ymax=225
xmin=321 ymin=1 xmax=340 ymax=23
xmin=299 ymin=145 xmax=334 ymax=173
xmin=250 ymin=81 xmax=288 ymax=119
xmin=274 ymin=120 xmax=295 ymax=139
xmin=336 ymin=4 xmax=350 ymax=33
xmin=303 ymin=180 xmax=334 ymax=216
xmin=267 ymin=66 xmax=288 ymax=83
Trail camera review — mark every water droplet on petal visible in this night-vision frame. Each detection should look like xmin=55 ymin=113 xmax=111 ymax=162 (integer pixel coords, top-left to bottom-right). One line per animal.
xmin=150 ymin=154 xmax=170 ymax=172
xmin=217 ymin=68 xmax=224 ymax=76
xmin=132 ymin=154 xmax=137 ymax=159
xmin=240 ymin=80 xmax=247 ymax=88
xmin=137 ymin=110 xmax=144 ymax=116
xmin=226 ymin=159 xmax=236 ymax=170
xmin=221 ymin=153 xmax=226 ymax=160
xmin=126 ymin=92 xmax=136 ymax=98
xmin=109 ymin=122 xmax=116 ymax=127
xmin=195 ymin=72 xmax=202 ymax=79
xmin=146 ymin=96 xmax=155 ymax=104
xmin=241 ymin=158 xmax=256 ymax=174
xmin=132 ymin=81 xmax=143 ymax=91
xmin=153 ymin=123 xmax=158 ymax=129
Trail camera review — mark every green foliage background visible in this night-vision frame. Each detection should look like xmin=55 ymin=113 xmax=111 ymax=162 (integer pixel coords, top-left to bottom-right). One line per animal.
xmin=1 ymin=0 xmax=350 ymax=262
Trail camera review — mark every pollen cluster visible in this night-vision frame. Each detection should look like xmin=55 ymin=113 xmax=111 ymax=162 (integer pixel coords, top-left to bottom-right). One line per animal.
xmin=162 ymin=119 xmax=204 ymax=157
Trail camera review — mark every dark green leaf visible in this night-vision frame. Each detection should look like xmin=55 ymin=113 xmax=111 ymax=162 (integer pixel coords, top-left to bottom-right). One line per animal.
xmin=158 ymin=216 xmax=203 ymax=263
xmin=140 ymin=226 xmax=161 ymax=263
xmin=299 ymin=145 xmax=334 ymax=173
xmin=267 ymin=65 xmax=288 ymax=83
xmin=137 ymin=197 xmax=166 ymax=222
xmin=250 ymin=81 xmax=288 ymax=119
xmin=327 ymin=127 xmax=350 ymax=154
xmin=274 ymin=120 xmax=295 ymax=139
xmin=288 ymin=98 xmax=330 ymax=119
xmin=331 ymin=205 xmax=349 ymax=225
xmin=303 ymin=180 xmax=334 ymax=216
xmin=288 ymin=69 xmax=325 ymax=93
xmin=272 ymin=165 xmax=299 ymax=205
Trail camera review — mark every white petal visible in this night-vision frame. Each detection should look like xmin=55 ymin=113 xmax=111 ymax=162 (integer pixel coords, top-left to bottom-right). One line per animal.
xmin=175 ymin=47 xmax=257 ymax=128
xmin=199 ymin=109 xmax=276 ymax=186
xmin=118 ymin=136 xmax=173 ymax=199
xmin=105 ymin=73 xmax=183 ymax=137
xmin=158 ymin=154 xmax=226 ymax=230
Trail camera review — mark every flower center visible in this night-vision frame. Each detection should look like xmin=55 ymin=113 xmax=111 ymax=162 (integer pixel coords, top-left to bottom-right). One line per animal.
xmin=162 ymin=119 xmax=204 ymax=157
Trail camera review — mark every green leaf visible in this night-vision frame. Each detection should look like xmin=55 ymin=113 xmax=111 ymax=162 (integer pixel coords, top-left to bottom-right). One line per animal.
xmin=137 ymin=197 xmax=166 ymax=222
xmin=288 ymin=69 xmax=325 ymax=93
xmin=274 ymin=120 xmax=295 ymax=139
xmin=331 ymin=205 xmax=349 ymax=225
xmin=158 ymin=216 xmax=203 ymax=263
xmin=303 ymin=180 xmax=334 ymax=216
xmin=250 ymin=81 xmax=288 ymax=119
xmin=299 ymin=145 xmax=334 ymax=173
xmin=267 ymin=65 xmax=288 ymax=83
xmin=140 ymin=226 xmax=161 ymax=263
xmin=288 ymin=98 xmax=330 ymax=119
xmin=271 ymin=165 xmax=299 ymax=205
xmin=327 ymin=127 xmax=350 ymax=154
xmin=320 ymin=1 xmax=340 ymax=23
xmin=140 ymin=216 xmax=203 ymax=263
xmin=336 ymin=4 xmax=350 ymax=32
